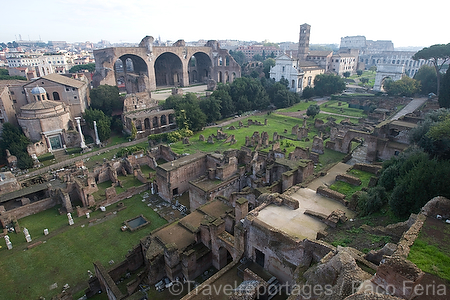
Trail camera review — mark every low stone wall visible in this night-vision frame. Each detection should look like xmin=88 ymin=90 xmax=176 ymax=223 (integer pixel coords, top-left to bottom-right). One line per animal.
xmin=360 ymin=213 xmax=418 ymax=240
xmin=335 ymin=174 xmax=361 ymax=186
xmin=100 ymin=184 xmax=149 ymax=207
xmin=395 ymin=214 xmax=426 ymax=258
xmin=0 ymin=197 xmax=57 ymax=226
xmin=108 ymin=244 xmax=145 ymax=282
xmin=316 ymin=186 xmax=348 ymax=206
xmin=181 ymin=254 xmax=242 ymax=300
xmin=352 ymin=163 xmax=382 ymax=175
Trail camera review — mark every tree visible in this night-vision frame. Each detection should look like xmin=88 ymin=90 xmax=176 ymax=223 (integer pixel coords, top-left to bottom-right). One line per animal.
xmin=69 ymin=63 xmax=95 ymax=73
xmin=263 ymin=58 xmax=275 ymax=78
xmin=409 ymin=108 xmax=450 ymax=160
xmin=199 ymin=96 xmax=222 ymax=123
xmin=211 ymin=87 xmax=235 ymax=117
xmin=313 ymin=74 xmax=346 ymax=96
xmin=267 ymin=81 xmax=288 ymax=100
xmin=356 ymin=70 xmax=363 ymax=76
xmin=414 ymin=65 xmax=437 ymax=94
xmin=83 ymin=109 xmax=111 ymax=142
xmin=377 ymin=148 xmax=450 ymax=218
xmin=413 ymin=43 xmax=450 ymax=97
xmin=383 ymin=76 xmax=420 ymax=97
xmin=130 ymin=122 xmax=137 ymax=140
xmin=0 ymin=69 xmax=26 ymax=80
xmin=273 ymin=89 xmax=296 ymax=109
xmin=164 ymin=93 xmax=206 ymax=132
xmin=369 ymin=66 xmax=377 ymax=72
xmin=360 ymin=78 xmax=369 ymax=84
xmin=439 ymin=65 xmax=450 ymax=108
xmin=229 ymin=77 xmax=270 ymax=113
xmin=302 ymin=86 xmax=315 ymax=99
xmin=89 ymin=85 xmax=123 ymax=116
xmin=343 ymin=71 xmax=351 ymax=78
xmin=306 ymin=104 xmax=320 ymax=118
xmin=252 ymin=54 xmax=263 ymax=62
xmin=0 ymin=123 xmax=33 ymax=169
xmin=229 ymin=50 xmax=246 ymax=66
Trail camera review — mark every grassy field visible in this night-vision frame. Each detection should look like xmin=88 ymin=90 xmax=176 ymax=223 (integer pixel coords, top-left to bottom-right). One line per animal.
xmin=349 ymin=70 xmax=376 ymax=88
xmin=329 ymin=168 xmax=374 ymax=198
xmin=409 ymin=217 xmax=450 ymax=282
xmin=276 ymin=101 xmax=315 ymax=113
xmin=83 ymin=140 xmax=148 ymax=169
xmin=319 ymin=100 xmax=366 ymax=118
xmin=168 ymin=113 xmax=346 ymax=171
xmin=0 ymin=195 xmax=167 ymax=299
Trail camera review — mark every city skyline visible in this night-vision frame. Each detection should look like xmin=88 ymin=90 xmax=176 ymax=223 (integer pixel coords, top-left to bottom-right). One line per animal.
xmin=2 ymin=0 xmax=449 ymax=48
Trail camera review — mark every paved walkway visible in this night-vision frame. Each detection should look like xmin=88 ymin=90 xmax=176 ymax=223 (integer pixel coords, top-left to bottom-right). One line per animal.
xmin=390 ymin=97 xmax=427 ymax=120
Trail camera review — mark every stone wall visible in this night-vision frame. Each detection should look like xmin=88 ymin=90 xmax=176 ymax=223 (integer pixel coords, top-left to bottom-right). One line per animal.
xmin=0 ymin=197 xmax=57 ymax=227
xmin=189 ymin=175 xmax=241 ymax=211
xmin=245 ymin=217 xmax=306 ymax=285
xmin=316 ymin=186 xmax=348 ymax=206
xmin=335 ymin=173 xmax=361 ymax=186
xmin=106 ymin=244 xmax=145 ymax=283
xmin=353 ymin=163 xmax=382 ymax=175
xmin=93 ymin=261 xmax=125 ymax=300
xmin=156 ymin=153 xmax=207 ymax=202
xmin=99 ymin=184 xmax=149 ymax=207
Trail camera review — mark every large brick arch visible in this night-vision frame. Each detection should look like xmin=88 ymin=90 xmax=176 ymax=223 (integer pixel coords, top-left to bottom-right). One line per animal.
xmin=93 ymin=37 xmax=241 ymax=93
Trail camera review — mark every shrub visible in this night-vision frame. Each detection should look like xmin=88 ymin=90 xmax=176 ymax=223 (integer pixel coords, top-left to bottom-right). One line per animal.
xmin=116 ymin=145 xmax=146 ymax=157
xmin=302 ymin=86 xmax=315 ymax=99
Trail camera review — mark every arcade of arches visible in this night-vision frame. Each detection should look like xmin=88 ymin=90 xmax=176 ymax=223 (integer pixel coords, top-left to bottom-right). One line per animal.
xmin=93 ymin=36 xmax=241 ymax=94
xmin=124 ymin=109 xmax=176 ymax=138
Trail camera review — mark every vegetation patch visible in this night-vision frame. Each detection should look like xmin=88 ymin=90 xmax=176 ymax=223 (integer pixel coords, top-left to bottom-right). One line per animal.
xmin=329 ymin=168 xmax=373 ymax=198
xmin=409 ymin=239 xmax=450 ymax=282
xmin=320 ymin=100 xmax=366 ymax=118
xmin=0 ymin=195 xmax=167 ymax=299
xmin=409 ymin=217 xmax=450 ymax=282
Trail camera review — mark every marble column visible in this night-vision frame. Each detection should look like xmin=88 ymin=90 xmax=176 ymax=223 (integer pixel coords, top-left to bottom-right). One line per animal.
xmin=75 ymin=117 xmax=86 ymax=149
xmin=94 ymin=121 xmax=100 ymax=145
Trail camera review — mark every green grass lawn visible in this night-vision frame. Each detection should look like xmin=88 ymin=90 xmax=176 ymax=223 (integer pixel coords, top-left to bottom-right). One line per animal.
xmin=349 ymin=70 xmax=376 ymax=88
xmin=84 ymin=141 xmax=149 ymax=170
xmin=409 ymin=218 xmax=450 ymax=282
xmin=0 ymin=194 xmax=167 ymax=300
xmin=329 ymin=168 xmax=374 ymax=198
xmin=409 ymin=239 xmax=450 ymax=282
xmin=168 ymin=113 xmax=347 ymax=172
xmin=276 ymin=101 xmax=315 ymax=113
xmin=320 ymin=100 xmax=366 ymax=118
xmin=170 ymin=113 xmax=311 ymax=155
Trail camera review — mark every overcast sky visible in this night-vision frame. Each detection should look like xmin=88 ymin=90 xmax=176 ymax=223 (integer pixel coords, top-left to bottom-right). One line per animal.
xmin=2 ymin=0 xmax=448 ymax=48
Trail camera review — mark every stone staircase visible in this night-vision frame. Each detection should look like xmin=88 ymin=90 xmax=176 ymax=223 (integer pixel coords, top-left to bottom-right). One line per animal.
xmin=267 ymin=276 xmax=280 ymax=300
xmin=52 ymin=150 xmax=68 ymax=163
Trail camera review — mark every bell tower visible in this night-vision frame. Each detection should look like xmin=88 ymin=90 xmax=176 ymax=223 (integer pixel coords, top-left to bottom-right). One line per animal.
xmin=298 ymin=23 xmax=311 ymax=61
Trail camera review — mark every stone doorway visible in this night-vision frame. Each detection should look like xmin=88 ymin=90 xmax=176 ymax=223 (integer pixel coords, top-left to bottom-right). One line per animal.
xmin=255 ymin=248 xmax=265 ymax=268
xmin=48 ymin=135 xmax=62 ymax=150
